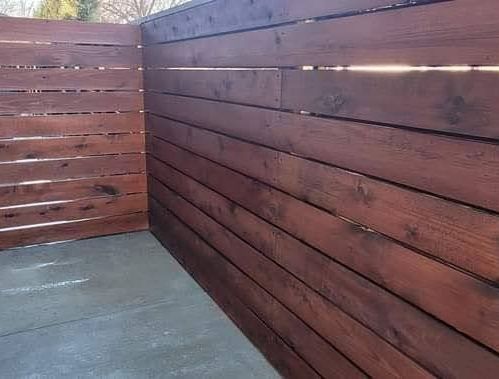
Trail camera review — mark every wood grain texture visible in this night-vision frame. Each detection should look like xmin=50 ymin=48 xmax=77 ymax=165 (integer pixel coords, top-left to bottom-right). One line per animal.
xmin=143 ymin=0 xmax=499 ymax=67
xmin=0 ymin=92 xmax=143 ymax=115
xmin=141 ymin=0 xmax=436 ymax=44
xmin=0 ymin=16 xmax=140 ymax=45
xmin=0 ymin=174 xmax=146 ymax=208
xmin=145 ymin=94 xmax=499 ymax=215
xmin=148 ymin=134 xmax=499 ymax=353
xmin=0 ymin=193 xmax=147 ymax=229
xmin=146 ymin=69 xmax=499 ymax=141
xmin=0 ymin=43 xmax=141 ymax=67
xmin=144 ymin=69 xmax=281 ymax=108
xmin=282 ymin=70 xmax=499 ymax=140
xmin=149 ymin=158 xmax=499 ymax=378
xmin=150 ymin=205 xmax=321 ymax=379
xmin=149 ymin=185 xmax=365 ymax=379
xmin=0 ymin=113 xmax=144 ymax=139
xmin=0 ymin=134 xmax=144 ymax=162
xmin=0 ymin=154 xmax=145 ymax=186
xmin=149 ymin=196 xmax=429 ymax=378
xmin=0 ymin=212 xmax=148 ymax=251
xmin=0 ymin=17 xmax=146 ymax=249
xmin=145 ymin=94 xmax=499 ymax=214
xmin=146 ymin=100 xmax=499 ymax=282
xmin=0 ymin=68 xmax=142 ymax=91
xmin=142 ymin=0 xmax=499 ymax=375
xmin=148 ymin=97 xmax=499 ymax=274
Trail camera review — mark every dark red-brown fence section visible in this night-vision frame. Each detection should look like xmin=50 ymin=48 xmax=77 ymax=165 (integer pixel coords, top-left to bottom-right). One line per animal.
xmin=1 ymin=3 xmax=497 ymax=377
xmin=142 ymin=0 xmax=499 ymax=377
xmin=0 ymin=17 xmax=147 ymax=249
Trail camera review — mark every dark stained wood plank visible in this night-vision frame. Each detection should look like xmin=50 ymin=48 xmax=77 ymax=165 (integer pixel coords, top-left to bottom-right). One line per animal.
xmin=146 ymin=94 xmax=499 ymax=214
xmin=141 ymin=1 xmax=499 ymax=373
xmin=146 ymin=69 xmax=499 ymax=140
xmin=145 ymin=132 xmax=154 ymax=152
xmin=141 ymin=0 xmax=434 ymax=44
xmin=0 ymin=68 xmax=142 ymax=91
xmin=149 ymin=160 xmax=499 ymax=378
xmin=148 ymin=135 xmax=499 ymax=353
xmin=282 ymin=70 xmax=499 ymax=140
xmin=0 ymin=113 xmax=144 ymax=139
xmin=0 ymin=174 xmax=147 ymax=208
xmin=146 ymin=98 xmax=499 ymax=283
xmin=144 ymin=69 xmax=281 ymax=108
xmin=0 ymin=212 xmax=148 ymax=251
xmin=0 ymin=134 xmax=144 ymax=162
xmin=0 ymin=16 xmax=140 ymax=45
xmin=149 ymin=197 xmax=366 ymax=379
xmin=0 ymin=43 xmax=141 ymax=68
xmin=0 ymin=193 xmax=147 ymax=229
xmin=0 ymin=18 xmax=146 ymax=251
xmin=143 ymin=0 xmax=499 ymax=67
xmin=150 ymin=207 xmax=321 ymax=379
xmin=0 ymin=154 xmax=145 ymax=186
xmin=0 ymin=92 xmax=143 ymax=115
xmin=149 ymin=188 xmax=431 ymax=378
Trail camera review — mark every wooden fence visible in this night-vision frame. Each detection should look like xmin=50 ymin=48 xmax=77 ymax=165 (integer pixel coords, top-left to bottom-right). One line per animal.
xmin=142 ymin=0 xmax=499 ymax=377
xmin=0 ymin=17 xmax=147 ymax=249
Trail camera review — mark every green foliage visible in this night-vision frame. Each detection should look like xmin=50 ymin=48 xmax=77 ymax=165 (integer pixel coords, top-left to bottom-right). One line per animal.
xmin=35 ymin=0 xmax=76 ymax=20
xmin=76 ymin=0 xmax=99 ymax=21
xmin=35 ymin=0 xmax=98 ymax=21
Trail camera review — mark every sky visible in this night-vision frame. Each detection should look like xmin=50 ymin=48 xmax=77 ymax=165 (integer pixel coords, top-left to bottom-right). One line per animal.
xmin=1 ymin=0 xmax=42 ymax=17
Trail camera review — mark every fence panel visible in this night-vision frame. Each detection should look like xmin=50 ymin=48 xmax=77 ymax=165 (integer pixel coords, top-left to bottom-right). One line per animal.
xmin=142 ymin=0 xmax=499 ymax=377
xmin=0 ymin=16 xmax=147 ymax=249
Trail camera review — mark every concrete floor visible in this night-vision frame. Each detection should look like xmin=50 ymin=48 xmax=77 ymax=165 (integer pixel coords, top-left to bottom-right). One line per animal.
xmin=0 ymin=231 xmax=279 ymax=379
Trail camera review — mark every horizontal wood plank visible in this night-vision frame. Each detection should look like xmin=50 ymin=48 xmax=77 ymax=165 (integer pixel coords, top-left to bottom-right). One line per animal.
xmin=144 ymin=69 xmax=281 ymax=107
xmin=0 ymin=154 xmax=145 ymax=186
xmin=150 ymin=207 xmax=321 ymax=379
xmin=143 ymin=0 xmax=499 ymax=67
xmin=148 ymin=135 xmax=499 ymax=353
xmin=0 ymin=174 xmax=146 ymax=208
xmin=0 ymin=212 xmax=148 ymax=251
xmin=0 ymin=113 xmax=144 ymax=139
xmin=0 ymin=92 xmax=143 ymax=115
xmin=0 ymin=16 xmax=145 ymax=250
xmin=0 ymin=17 xmax=140 ymax=45
xmin=0 ymin=134 xmax=144 ymax=162
xmin=142 ymin=1 xmax=499 ymax=375
xmin=146 ymin=94 xmax=499 ymax=214
xmin=282 ymin=69 xmax=499 ymax=140
xmin=149 ymin=195 xmax=366 ymax=379
xmin=141 ymin=0 xmax=410 ymax=44
xmin=149 ymin=195 xmax=429 ymax=378
xmin=149 ymin=159 xmax=499 ymax=378
xmin=155 ymin=105 xmax=499 ymax=280
xmin=0 ymin=193 xmax=147 ymax=229
xmin=0 ymin=68 xmax=142 ymax=91
xmin=0 ymin=43 xmax=141 ymax=67
xmin=147 ymin=69 xmax=499 ymax=141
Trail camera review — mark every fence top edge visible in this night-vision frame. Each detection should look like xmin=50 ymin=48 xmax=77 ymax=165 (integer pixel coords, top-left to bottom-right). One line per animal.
xmin=136 ymin=0 xmax=215 ymax=25
xmin=0 ymin=14 xmax=138 ymax=28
